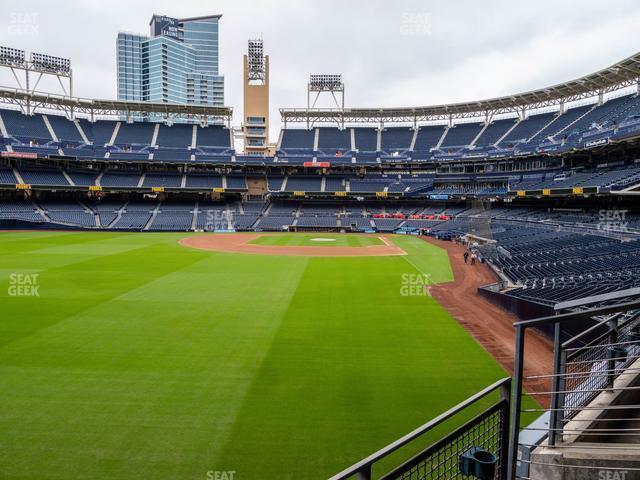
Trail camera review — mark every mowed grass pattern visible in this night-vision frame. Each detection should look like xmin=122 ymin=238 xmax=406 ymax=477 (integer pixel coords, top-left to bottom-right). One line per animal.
xmin=248 ymin=233 xmax=383 ymax=247
xmin=0 ymin=232 xmax=509 ymax=480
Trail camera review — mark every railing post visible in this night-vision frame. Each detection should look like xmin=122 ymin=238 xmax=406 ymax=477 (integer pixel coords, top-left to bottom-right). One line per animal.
xmin=555 ymin=349 xmax=567 ymax=444
xmin=500 ymin=379 xmax=511 ymax=480
xmin=356 ymin=465 xmax=371 ymax=480
xmin=548 ymin=322 xmax=565 ymax=445
xmin=607 ymin=318 xmax=618 ymax=389
xmin=507 ymin=325 xmax=525 ymax=480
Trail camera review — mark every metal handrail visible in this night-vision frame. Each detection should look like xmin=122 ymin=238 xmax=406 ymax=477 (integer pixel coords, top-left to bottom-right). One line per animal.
xmin=561 ymin=313 xmax=623 ymax=352
xmin=513 ymin=299 xmax=640 ymax=329
xmin=508 ymin=299 xmax=640 ymax=479
xmin=329 ymin=377 xmax=511 ymax=480
xmin=329 ymin=299 xmax=640 ymax=480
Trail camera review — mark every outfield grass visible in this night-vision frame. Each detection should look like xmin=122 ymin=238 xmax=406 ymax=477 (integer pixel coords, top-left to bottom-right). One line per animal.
xmin=248 ymin=233 xmax=383 ymax=247
xmin=0 ymin=232 xmax=514 ymax=480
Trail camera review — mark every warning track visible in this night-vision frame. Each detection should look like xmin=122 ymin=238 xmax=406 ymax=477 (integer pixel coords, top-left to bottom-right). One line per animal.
xmin=421 ymin=236 xmax=553 ymax=405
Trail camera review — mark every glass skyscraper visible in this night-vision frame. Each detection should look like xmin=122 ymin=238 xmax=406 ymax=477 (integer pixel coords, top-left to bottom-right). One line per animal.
xmin=117 ymin=14 xmax=224 ymax=115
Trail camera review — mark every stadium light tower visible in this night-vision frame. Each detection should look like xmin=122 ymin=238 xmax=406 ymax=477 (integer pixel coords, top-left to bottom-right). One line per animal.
xmin=243 ymin=39 xmax=270 ymax=155
xmin=307 ymin=74 xmax=344 ymax=128
xmin=0 ymin=46 xmax=73 ymax=115
xmin=246 ymin=39 xmax=266 ymax=84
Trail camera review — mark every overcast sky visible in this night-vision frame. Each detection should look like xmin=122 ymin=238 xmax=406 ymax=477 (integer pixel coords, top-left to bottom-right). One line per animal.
xmin=1 ymin=0 xmax=639 ymax=138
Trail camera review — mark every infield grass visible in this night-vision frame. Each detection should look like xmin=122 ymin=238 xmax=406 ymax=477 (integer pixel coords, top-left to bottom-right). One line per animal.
xmin=248 ymin=232 xmax=383 ymax=247
xmin=0 ymin=232 xmax=525 ymax=480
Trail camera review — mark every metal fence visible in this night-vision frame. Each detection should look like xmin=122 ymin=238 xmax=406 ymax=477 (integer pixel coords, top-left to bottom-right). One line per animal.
xmin=557 ymin=310 xmax=640 ymax=426
xmin=330 ymin=297 xmax=640 ymax=480
xmin=381 ymin=402 xmax=508 ymax=480
xmin=329 ymin=378 xmax=511 ymax=480
xmin=509 ymin=299 xmax=640 ymax=479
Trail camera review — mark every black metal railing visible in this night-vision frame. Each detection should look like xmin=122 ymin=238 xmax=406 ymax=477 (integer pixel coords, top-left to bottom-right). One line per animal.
xmin=329 ymin=298 xmax=640 ymax=480
xmin=557 ymin=311 xmax=639 ymax=425
xmin=329 ymin=378 xmax=511 ymax=480
xmin=509 ymin=299 xmax=640 ymax=479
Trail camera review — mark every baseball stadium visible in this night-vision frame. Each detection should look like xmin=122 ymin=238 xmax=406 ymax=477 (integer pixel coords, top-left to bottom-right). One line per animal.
xmin=0 ymin=4 xmax=639 ymax=480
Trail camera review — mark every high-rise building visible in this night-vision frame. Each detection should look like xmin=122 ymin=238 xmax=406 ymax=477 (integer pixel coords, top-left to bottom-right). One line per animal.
xmin=117 ymin=14 xmax=224 ymax=119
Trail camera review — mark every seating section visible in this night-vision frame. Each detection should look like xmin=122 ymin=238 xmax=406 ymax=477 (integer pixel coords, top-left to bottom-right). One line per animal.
xmin=280 ymin=129 xmax=314 ymax=151
xmin=112 ymin=212 xmax=152 ymax=230
xmin=226 ymin=175 xmax=247 ymax=189
xmin=41 ymin=201 xmax=95 ymax=227
xmin=563 ymin=95 xmax=634 ymax=140
xmin=194 ymin=202 xmax=230 ymax=231
xmin=1 ymin=92 xmax=639 ymax=165
xmin=530 ymin=105 xmax=591 ymax=143
xmin=373 ymin=218 xmax=404 ymax=232
xmin=285 ymin=176 xmax=322 ymax=192
xmin=325 ymin=176 xmax=347 ymax=192
xmin=349 ymin=176 xmax=388 ymax=193
xmin=115 ymin=122 xmax=155 ymax=146
xmin=441 ymin=123 xmax=483 ymax=148
xmin=499 ymin=111 xmax=556 ymax=146
xmin=268 ymin=201 xmax=298 ymax=216
xmin=509 ymin=166 xmax=640 ymax=191
xmin=474 ymin=119 xmax=516 ymax=148
xmin=0 ymin=199 xmax=42 ymax=222
xmin=272 ymin=95 xmax=640 ymax=164
xmin=185 ymin=173 xmax=222 ymax=189
xmin=1 ymin=90 xmax=640 ymax=166
xmin=353 ymin=128 xmax=378 ymax=152
xmin=413 ymin=126 xmax=446 ymax=153
xmin=150 ymin=211 xmax=193 ymax=230
xmin=101 ymin=171 xmax=142 ymax=188
xmin=318 ymin=128 xmax=351 ymax=152
xmin=46 ymin=115 xmax=84 ymax=143
xmin=110 ymin=201 xmax=155 ymax=230
xmin=108 ymin=149 xmax=150 ymax=161
xmin=143 ymin=173 xmax=183 ymax=188
xmin=0 ymin=166 xmax=17 ymax=184
xmin=479 ymin=224 xmax=640 ymax=305
xmin=149 ymin=202 xmax=195 ymax=231
xmin=299 ymin=203 xmax=340 ymax=217
xmin=0 ymin=109 xmax=234 ymax=163
xmin=88 ymin=200 xmax=123 ymax=227
xmin=153 ymin=149 xmax=191 ymax=161
xmin=20 ymin=167 xmax=69 ymax=186
xmin=381 ymin=128 xmax=413 ymax=152
xmin=156 ymin=124 xmax=193 ymax=148
xmin=1 ymin=162 xmax=638 ymax=199
xmin=1 ymin=110 xmax=52 ymax=142
xmin=87 ymin=121 xmax=118 ymax=146
xmin=342 ymin=216 xmax=373 ymax=232
xmin=196 ymin=125 xmax=231 ymax=148
xmin=256 ymin=215 xmax=294 ymax=230
xmin=296 ymin=216 xmax=337 ymax=228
